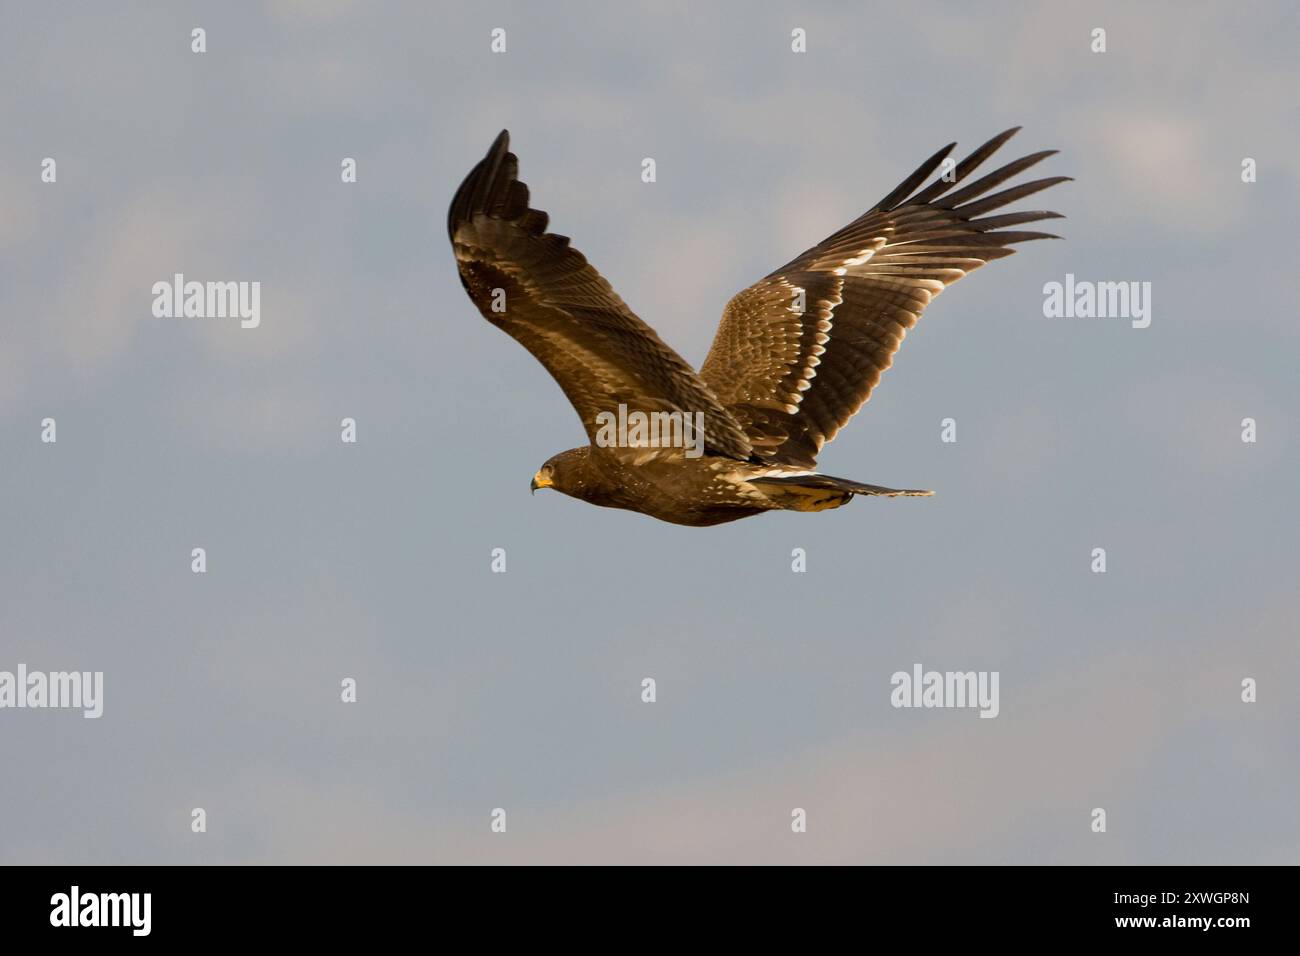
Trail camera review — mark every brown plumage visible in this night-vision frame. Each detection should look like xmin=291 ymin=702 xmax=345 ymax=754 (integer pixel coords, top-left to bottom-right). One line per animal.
xmin=448 ymin=129 xmax=1067 ymax=526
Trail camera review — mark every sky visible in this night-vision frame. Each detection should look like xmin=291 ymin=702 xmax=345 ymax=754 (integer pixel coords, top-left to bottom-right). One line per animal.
xmin=1 ymin=0 xmax=1297 ymax=864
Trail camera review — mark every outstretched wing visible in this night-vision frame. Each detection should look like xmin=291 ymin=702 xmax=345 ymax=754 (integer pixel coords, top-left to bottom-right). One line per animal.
xmin=699 ymin=128 xmax=1069 ymax=467
xmin=449 ymin=130 xmax=754 ymax=460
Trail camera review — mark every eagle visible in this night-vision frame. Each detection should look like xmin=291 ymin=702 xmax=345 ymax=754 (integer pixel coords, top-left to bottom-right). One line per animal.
xmin=449 ymin=129 xmax=1067 ymax=527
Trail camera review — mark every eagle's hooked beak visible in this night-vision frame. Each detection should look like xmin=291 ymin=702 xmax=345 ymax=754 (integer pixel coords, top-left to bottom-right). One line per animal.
xmin=531 ymin=471 xmax=553 ymax=495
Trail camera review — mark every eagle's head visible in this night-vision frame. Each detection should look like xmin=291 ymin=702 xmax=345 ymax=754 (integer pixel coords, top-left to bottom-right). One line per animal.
xmin=531 ymin=446 xmax=596 ymax=498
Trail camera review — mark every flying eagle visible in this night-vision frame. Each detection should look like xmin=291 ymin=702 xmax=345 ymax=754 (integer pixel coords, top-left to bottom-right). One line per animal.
xmin=449 ymin=129 xmax=1067 ymax=526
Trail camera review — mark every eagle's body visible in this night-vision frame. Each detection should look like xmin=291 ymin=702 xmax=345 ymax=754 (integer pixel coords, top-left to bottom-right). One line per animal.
xmin=540 ymin=445 xmax=927 ymax=526
xmin=536 ymin=446 xmax=855 ymax=527
xmin=449 ymin=129 xmax=1067 ymax=527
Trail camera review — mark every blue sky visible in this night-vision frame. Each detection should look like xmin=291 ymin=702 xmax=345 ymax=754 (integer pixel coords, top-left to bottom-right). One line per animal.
xmin=1 ymin=1 xmax=1296 ymax=863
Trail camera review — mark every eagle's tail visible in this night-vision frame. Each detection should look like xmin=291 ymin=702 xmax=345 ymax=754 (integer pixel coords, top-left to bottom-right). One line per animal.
xmin=751 ymin=473 xmax=932 ymax=512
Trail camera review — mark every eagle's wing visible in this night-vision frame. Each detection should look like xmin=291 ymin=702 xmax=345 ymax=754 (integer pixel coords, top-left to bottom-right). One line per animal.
xmin=449 ymin=131 xmax=755 ymax=461
xmin=699 ymin=128 xmax=1069 ymax=468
